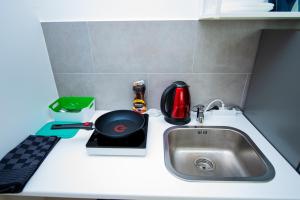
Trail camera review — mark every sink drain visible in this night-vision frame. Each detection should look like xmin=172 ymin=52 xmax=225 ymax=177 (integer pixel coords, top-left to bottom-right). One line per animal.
xmin=194 ymin=157 xmax=215 ymax=171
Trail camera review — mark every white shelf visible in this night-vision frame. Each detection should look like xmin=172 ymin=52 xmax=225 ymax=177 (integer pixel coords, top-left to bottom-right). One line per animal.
xmin=199 ymin=0 xmax=300 ymax=20
xmin=200 ymin=12 xmax=300 ymax=20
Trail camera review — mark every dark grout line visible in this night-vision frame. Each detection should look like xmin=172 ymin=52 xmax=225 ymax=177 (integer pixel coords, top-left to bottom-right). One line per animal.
xmin=54 ymin=72 xmax=252 ymax=75
xmin=240 ymin=74 xmax=251 ymax=107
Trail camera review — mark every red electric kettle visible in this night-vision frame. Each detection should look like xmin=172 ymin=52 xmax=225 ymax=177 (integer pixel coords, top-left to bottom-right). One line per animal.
xmin=160 ymin=81 xmax=191 ymax=125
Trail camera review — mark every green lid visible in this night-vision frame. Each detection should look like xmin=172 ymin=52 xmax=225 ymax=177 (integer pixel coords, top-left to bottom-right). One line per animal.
xmin=49 ymin=96 xmax=95 ymax=113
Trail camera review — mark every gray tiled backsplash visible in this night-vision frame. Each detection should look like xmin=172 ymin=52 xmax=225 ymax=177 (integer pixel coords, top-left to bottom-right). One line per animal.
xmin=88 ymin=21 xmax=196 ymax=73
xmin=54 ymin=73 xmax=96 ymax=97
xmin=42 ymin=22 xmax=94 ymax=73
xmin=194 ymin=21 xmax=262 ymax=73
xmin=147 ymin=73 xmax=247 ymax=109
xmin=55 ymin=73 xmax=148 ymax=110
xmin=92 ymin=74 xmax=148 ymax=110
xmin=42 ymin=20 xmax=300 ymax=110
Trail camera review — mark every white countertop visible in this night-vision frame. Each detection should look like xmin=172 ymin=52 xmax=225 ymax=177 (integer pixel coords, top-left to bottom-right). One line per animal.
xmin=18 ymin=111 xmax=300 ymax=200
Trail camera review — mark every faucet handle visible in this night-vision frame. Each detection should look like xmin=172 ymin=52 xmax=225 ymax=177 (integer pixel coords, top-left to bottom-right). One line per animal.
xmin=192 ymin=104 xmax=205 ymax=112
xmin=192 ymin=105 xmax=205 ymax=124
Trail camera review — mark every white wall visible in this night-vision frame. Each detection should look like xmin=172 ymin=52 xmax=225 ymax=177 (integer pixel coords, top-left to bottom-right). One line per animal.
xmin=0 ymin=1 xmax=58 ymax=158
xmin=27 ymin=0 xmax=201 ymax=22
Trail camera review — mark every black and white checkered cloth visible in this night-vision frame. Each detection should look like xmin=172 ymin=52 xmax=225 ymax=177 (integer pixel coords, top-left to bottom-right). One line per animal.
xmin=0 ymin=135 xmax=60 ymax=193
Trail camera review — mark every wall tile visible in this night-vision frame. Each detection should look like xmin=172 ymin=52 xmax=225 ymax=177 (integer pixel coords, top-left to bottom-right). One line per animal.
xmin=240 ymin=74 xmax=251 ymax=108
xmin=263 ymin=20 xmax=300 ymax=29
xmin=54 ymin=73 xmax=148 ymax=110
xmin=92 ymin=74 xmax=148 ymax=110
xmin=42 ymin=22 xmax=94 ymax=73
xmin=55 ymin=73 xmax=247 ymax=110
xmin=147 ymin=73 xmax=247 ymax=109
xmin=54 ymin=73 xmax=95 ymax=97
xmin=88 ymin=21 xmax=196 ymax=73
xmin=194 ymin=21 xmax=263 ymax=73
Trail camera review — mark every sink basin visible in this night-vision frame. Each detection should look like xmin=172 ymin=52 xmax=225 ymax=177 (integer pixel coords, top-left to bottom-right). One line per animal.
xmin=163 ymin=126 xmax=275 ymax=181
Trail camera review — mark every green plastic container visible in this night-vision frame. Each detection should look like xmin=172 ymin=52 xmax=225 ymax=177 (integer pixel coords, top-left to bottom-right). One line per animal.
xmin=49 ymin=96 xmax=95 ymax=122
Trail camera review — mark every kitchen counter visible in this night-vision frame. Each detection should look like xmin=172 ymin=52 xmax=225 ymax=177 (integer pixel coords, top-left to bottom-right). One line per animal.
xmin=17 ymin=111 xmax=300 ymax=199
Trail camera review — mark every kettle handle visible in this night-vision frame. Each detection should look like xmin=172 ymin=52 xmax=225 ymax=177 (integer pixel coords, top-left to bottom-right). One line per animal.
xmin=160 ymin=83 xmax=176 ymax=118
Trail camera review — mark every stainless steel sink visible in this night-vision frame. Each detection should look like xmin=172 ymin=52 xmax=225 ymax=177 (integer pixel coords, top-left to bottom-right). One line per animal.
xmin=163 ymin=126 xmax=275 ymax=181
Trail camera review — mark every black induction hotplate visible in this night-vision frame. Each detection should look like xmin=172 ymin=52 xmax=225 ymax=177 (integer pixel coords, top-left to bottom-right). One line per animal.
xmin=86 ymin=114 xmax=148 ymax=156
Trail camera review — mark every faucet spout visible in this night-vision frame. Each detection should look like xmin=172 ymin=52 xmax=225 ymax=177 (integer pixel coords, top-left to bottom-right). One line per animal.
xmin=192 ymin=104 xmax=205 ymax=124
xmin=198 ymin=111 xmax=204 ymax=124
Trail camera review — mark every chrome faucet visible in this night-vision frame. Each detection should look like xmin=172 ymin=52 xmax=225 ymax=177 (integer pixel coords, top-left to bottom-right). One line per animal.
xmin=193 ymin=99 xmax=226 ymax=124
xmin=192 ymin=104 xmax=205 ymax=124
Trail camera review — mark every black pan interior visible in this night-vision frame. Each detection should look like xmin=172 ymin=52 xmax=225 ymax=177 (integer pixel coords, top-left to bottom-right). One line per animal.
xmin=95 ymin=110 xmax=145 ymax=138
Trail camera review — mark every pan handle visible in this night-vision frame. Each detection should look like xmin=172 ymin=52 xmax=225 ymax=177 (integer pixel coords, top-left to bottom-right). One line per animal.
xmin=51 ymin=122 xmax=93 ymax=130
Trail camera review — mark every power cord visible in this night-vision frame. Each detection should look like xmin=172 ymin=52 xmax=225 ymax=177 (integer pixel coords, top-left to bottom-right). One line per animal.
xmin=204 ymin=99 xmax=225 ymax=113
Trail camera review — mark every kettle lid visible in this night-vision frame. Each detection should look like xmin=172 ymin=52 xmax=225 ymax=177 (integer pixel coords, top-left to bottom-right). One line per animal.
xmin=173 ymin=81 xmax=188 ymax=88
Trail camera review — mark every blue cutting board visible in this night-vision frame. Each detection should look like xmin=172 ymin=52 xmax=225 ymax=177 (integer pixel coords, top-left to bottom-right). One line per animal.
xmin=36 ymin=121 xmax=80 ymax=139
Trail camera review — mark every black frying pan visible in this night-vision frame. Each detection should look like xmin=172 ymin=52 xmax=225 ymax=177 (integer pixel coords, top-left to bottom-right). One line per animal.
xmin=51 ymin=110 xmax=145 ymax=139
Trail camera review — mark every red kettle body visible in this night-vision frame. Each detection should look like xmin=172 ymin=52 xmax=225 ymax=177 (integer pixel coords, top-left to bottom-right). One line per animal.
xmin=160 ymin=81 xmax=191 ymax=125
